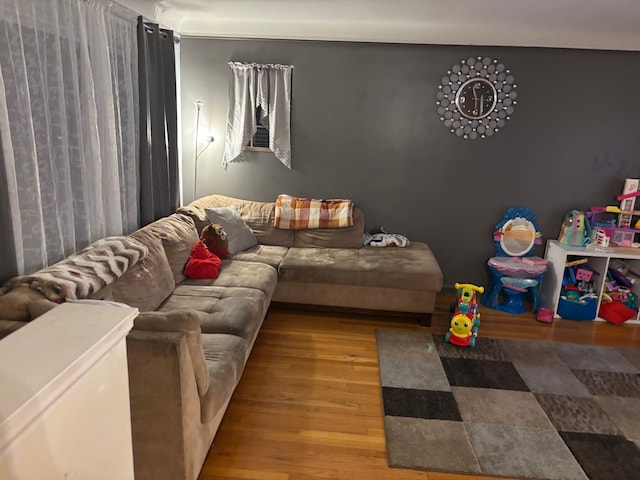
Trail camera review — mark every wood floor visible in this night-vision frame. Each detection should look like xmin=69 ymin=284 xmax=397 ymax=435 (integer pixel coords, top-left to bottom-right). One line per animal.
xmin=197 ymin=292 xmax=639 ymax=480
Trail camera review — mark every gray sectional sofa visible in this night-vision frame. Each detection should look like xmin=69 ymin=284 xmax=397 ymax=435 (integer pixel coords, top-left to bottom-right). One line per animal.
xmin=0 ymin=194 xmax=442 ymax=480
xmin=180 ymin=195 xmax=443 ymax=321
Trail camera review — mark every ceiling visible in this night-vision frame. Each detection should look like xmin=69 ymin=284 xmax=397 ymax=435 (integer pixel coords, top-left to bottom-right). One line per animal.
xmin=117 ymin=0 xmax=640 ymax=51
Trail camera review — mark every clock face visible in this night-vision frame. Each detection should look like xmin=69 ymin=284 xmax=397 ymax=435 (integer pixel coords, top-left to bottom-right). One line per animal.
xmin=455 ymin=78 xmax=497 ymax=120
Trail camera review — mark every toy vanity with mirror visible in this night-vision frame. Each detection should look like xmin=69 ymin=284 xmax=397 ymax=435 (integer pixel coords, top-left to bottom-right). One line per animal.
xmin=481 ymin=207 xmax=548 ymax=314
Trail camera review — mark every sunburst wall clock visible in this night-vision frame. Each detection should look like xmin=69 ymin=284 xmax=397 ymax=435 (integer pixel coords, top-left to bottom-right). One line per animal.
xmin=436 ymin=56 xmax=517 ymax=139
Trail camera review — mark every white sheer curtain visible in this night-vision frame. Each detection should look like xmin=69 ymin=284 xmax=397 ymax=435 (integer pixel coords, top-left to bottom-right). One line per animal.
xmin=0 ymin=0 xmax=139 ymax=277
xmin=222 ymin=62 xmax=293 ymax=169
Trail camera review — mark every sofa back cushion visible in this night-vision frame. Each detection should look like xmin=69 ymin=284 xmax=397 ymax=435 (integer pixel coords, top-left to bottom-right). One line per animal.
xmin=140 ymin=214 xmax=200 ymax=284
xmin=175 ymin=205 xmax=209 ymax=236
xmin=293 ymin=207 xmax=365 ymax=248
xmin=111 ymin=230 xmax=175 ymax=311
xmin=179 ymin=194 xmax=294 ymax=247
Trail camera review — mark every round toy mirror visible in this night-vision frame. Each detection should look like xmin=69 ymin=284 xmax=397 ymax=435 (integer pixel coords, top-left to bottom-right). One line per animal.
xmin=500 ymin=218 xmax=536 ymax=256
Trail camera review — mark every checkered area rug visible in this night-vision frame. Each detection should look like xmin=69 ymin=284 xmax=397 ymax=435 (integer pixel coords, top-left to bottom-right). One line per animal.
xmin=376 ymin=329 xmax=640 ymax=480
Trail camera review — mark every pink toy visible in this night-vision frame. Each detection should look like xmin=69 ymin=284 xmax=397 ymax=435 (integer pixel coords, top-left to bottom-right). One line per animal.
xmin=616 ymin=191 xmax=640 ymax=201
xmin=536 ymin=306 xmax=554 ymax=323
xmin=575 ymin=266 xmax=594 ymax=282
xmin=593 ymin=228 xmax=611 ymax=247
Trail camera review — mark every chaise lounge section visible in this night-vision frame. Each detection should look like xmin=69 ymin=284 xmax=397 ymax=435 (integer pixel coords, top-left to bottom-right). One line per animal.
xmin=179 ymin=194 xmax=443 ymax=324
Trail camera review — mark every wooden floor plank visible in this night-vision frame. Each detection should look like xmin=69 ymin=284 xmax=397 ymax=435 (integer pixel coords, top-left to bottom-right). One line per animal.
xmin=198 ymin=292 xmax=639 ymax=480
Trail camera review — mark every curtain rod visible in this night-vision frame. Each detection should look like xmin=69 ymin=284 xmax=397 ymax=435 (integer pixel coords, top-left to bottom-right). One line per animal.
xmin=141 ymin=19 xmax=180 ymax=43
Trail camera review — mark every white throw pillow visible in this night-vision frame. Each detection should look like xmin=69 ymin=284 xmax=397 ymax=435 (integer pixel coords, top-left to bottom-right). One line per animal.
xmin=205 ymin=205 xmax=258 ymax=254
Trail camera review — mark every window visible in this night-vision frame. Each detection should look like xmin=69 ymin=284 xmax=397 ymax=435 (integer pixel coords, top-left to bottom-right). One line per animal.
xmin=0 ymin=0 xmax=139 ymax=277
xmin=245 ymin=107 xmax=271 ymax=152
xmin=222 ymin=62 xmax=292 ymax=168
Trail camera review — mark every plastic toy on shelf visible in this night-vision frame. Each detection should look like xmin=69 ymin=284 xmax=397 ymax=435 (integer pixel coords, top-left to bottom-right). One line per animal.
xmin=558 ymin=210 xmax=592 ymax=247
xmin=557 ymin=257 xmax=599 ymax=321
xmin=599 ymin=259 xmax=639 ymax=324
xmin=445 ymin=283 xmax=484 ymax=347
xmin=586 ymin=178 xmax=640 ymax=249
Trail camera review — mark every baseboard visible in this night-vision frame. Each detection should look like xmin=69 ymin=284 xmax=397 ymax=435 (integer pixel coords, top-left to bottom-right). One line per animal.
xmin=269 ymin=302 xmax=432 ymax=327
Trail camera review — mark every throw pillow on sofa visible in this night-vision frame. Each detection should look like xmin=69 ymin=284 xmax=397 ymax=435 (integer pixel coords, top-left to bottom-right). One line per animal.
xmin=205 ymin=205 xmax=257 ymax=254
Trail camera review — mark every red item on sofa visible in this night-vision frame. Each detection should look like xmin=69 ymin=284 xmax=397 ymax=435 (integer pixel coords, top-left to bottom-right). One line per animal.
xmin=184 ymin=241 xmax=221 ymax=279
xmin=598 ymin=300 xmax=636 ymax=325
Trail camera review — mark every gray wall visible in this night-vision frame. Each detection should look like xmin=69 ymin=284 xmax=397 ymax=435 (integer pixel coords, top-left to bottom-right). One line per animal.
xmin=180 ymin=38 xmax=640 ymax=287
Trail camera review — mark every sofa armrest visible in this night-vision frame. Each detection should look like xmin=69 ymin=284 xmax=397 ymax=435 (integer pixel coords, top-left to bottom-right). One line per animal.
xmin=133 ymin=310 xmax=209 ymax=397
xmin=127 ymin=327 xmax=201 ymax=480
xmin=128 ymin=314 xmax=234 ymax=480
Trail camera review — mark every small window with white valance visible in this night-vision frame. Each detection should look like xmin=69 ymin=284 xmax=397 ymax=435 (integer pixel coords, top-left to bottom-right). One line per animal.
xmin=222 ymin=62 xmax=293 ymax=169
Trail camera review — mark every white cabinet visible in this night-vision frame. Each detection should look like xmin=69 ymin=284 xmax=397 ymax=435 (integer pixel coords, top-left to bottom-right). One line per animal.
xmin=0 ymin=302 xmax=137 ymax=480
xmin=541 ymin=240 xmax=640 ymax=324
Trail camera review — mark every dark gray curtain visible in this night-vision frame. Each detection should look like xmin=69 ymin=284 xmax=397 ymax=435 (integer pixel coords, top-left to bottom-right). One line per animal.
xmin=137 ymin=17 xmax=179 ymax=226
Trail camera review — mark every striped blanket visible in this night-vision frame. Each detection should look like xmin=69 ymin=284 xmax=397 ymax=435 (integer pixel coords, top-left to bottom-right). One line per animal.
xmin=1 ymin=236 xmax=148 ymax=303
xmin=274 ymin=194 xmax=354 ymax=230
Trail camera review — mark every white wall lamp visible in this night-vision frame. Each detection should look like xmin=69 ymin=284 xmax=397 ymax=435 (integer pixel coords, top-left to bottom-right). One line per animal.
xmin=193 ymin=100 xmax=215 ymax=200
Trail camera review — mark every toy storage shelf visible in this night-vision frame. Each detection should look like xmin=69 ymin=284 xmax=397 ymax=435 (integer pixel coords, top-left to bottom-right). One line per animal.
xmin=541 ymin=240 xmax=640 ymax=324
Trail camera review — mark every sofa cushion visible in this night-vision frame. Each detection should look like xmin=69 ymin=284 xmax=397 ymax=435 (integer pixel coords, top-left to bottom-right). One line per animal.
xmin=111 ymin=231 xmax=175 ymax=312
xmin=133 ymin=310 xmax=210 ymax=398
xmin=159 ymin=285 xmax=266 ymax=340
xmin=138 ymin=214 xmax=200 ymax=284
xmin=228 ymin=244 xmax=289 ymax=269
xmin=175 ymin=206 xmax=210 ymax=237
xmin=199 ymin=334 xmax=247 ymax=422
xmin=205 ymin=206 xmax=258 ymax=254
xmin=179 ymin=194 xmax=294 ymax=247
xmin=202 ymin=333 xmax=247 ymax=380
xmin=179 ymin=260 xmax=278 ymax=301
xmin=278 ymin=242 xmax=443 ymax=291
xmin=293 ymin=207 xmax=365 ymax=249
